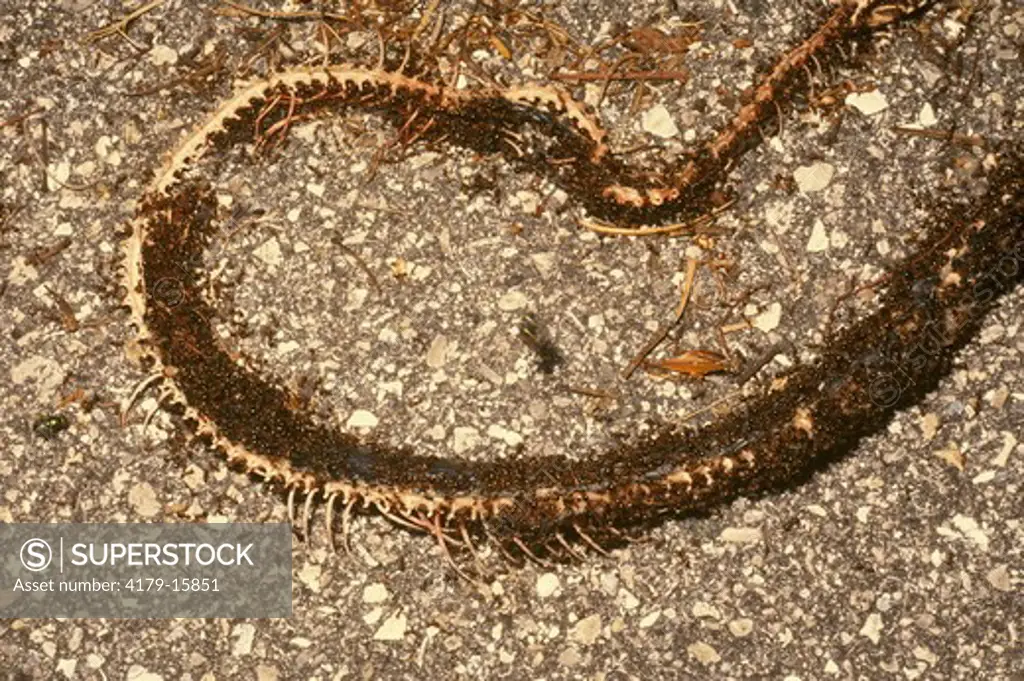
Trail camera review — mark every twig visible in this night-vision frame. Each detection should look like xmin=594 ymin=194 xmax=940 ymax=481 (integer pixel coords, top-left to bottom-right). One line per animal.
xmin=676 ymin=389 xmax=744 ymax=425
xmin=0 ymin=106 xmax=45 ymax=130
xmin=890 ymin=125 xmax=986 ymax=148
xmin=333 ymin=241 xmax=380 ymax=294
xmin=125 ymin=49 xmax=226 ymax=97
xmin=621 ymin=258 xmax=699 ymax=380
xmin=551 ymin=69 xmax=689 ymax=83
xmin=579 ymin=200 xmax=734 ymax=237
xmin=82 ymin=0 xmax=164 ymax=44
xmin=27 ymin=237 xmax=72 ymax=267
xmin=734 ymin=339 xmax=794 ymax=386
xmin=217 ymin=1 xmax=349 ymax=22
xmin=413 ymin=0 xmax=442 ymax=39
xmin=565 ymin=385 xmax=618 ymax=399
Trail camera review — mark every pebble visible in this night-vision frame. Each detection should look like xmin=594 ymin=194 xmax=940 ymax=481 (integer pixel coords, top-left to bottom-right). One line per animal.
xmin=531 ymin=252 xmax=556 ymax=277
xmin=255 ymin=665 xmax=280 ymax=681
xmin=536 ymin=572 xmax=560 ymax=598
xmin=558 ymin=647 xmax=582 ymax=666
xmin=128 ymin=483 xmax=161 ymax=517
xmin=149 ymin=44 xmax=178 ymax=66
xmin=426 ymin=334 xmax=449 ymax=368
xmin=56 ymin=659 xmax=77 ymax=680
xmin=452 ymin=426 xmax=482 ymax=454
xmin=859 ymin=612 xmax=883 ymax=644
xmin=918 ymin=102 xmax=937 ymax=127
xmin=920 ymin=413 xmax=940 ymax=441
xmin=985 ymin=565 xmax=1011 ymax=592
xmin=993 ymin=431 xmax=1016 ymax=466
xmin=720 ymin=526 xmax=763 ymax=543
xmin=297 ymin=563 xmax=321 ymax=593
xmin=641 ymin=104 xmax=679 ymax=138
xmin=692 ymin=602 xmax=721 ymax=620
xmin=639 ymin=611 xmax=661 ymax=629
xmin=346 ymin=409 xmax=379 ymax=429
xmin=363 ymin=583 xmax=389 ymax=604
xmin=126 ymin=666 xmax=164 ymax=681
xmin=373 ymin=612 xmax=407 ymax=641
xmin=570 ymin=614 xmax=602 ymax=645
xmin=806 ymin=219 xmax=829 ymax=252
xmin=497 ymin=290 xmax=528 ymax=311
xmin=752 ymin=303 xmax=782 ymax=333
xmin=253 ymin=237 xmax=282 ymax=268
xmin=617 ymin=588 xmax=640 ymax=610
xmin=793 ymin=162 xmax=835 ymax=193
xmin=686 ymin=641 xmax=721 ymax=664
xmin=845 ymin=89 xmax=889 ymax=115
xmin=729 ymin=618 xmax=754 ymax=637
xmin=950 ymin=514 xmax=990 ymax=551
xmin=231 ymin=623 xmax=256 ymax=656
xmin=486 ymin=424 xmax=523 ymax=447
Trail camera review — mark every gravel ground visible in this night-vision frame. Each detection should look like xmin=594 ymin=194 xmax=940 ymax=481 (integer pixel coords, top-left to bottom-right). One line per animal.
xmin=1 ymin=1 xmax=1021 ymax=679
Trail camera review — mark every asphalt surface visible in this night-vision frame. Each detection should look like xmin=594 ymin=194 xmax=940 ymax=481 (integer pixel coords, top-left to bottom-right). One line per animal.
xmin=1 ymin=1 xmax=1021 ymax=679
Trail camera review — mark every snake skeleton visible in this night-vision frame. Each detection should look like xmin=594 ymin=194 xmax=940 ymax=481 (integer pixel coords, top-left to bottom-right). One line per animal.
xmin=121 ymin=0 xmax=1023 ymax=565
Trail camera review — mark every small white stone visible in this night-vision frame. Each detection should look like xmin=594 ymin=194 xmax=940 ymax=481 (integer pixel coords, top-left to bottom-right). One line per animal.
xmin=497 ymin=290 xmax=528 ymax=311
xmin=253 ymin=237 xmax=282 ymax=268
xmin=641 ymin=104 xmax=679 ymax=138
xmin=452 ymin=426 xmax=481 ymax=454
xmin=126 ymin=666 xmax=164 ymax=681
xmin=729 ymin=618 xmax=754 ymax=637
xmin=692 ymin=602 xmax=722 ymax=620
xmin=859 ymin=612 xmax=883 ymax=644
xmin=128 ymin=482 xmax=160 ymax=517
xmin=752 ymin=303 xmax=782 ymax=333
xmin=426 ymin=334 xmax=448 ymax=369
xmin=536 ymin=572 xmax=560 ymax=598
xmin=846 ymin=90 xmax=889 ymax=115
xmin=918 ymin=102 xmax=937 ymax=127
xmin=306 ymin=182 xmax=325 ymax=197
xmin=363 ymin=583 xmax=389 ymax=603
xmin=806 ymin=219 xmax=829 ymax=252
xmin=486 ymin=424 xmax=523 ymax=447
xmin=346 ymin=409 xmax=379 ymax=429
xmin=373 ymin=612 xmax=407 ymax=641
xmin=951 ymin=514 xmax=989 ymax=551
xmin=793 ymin=162 xmax=835 ymax=193
xmin=56 ymin=659 xmax=77 ymax=680
xmin=985 ymin=565 xmax=1011 ymax=592
xmin=231 ymin=623 xmax=257 ymax=656
xmin=149 ymin=44 xmax=178 ymax=66
xmin=687 ymin=641 xmax=721 ymax=664
xmin=48 ymin=161 xmax=71 ymax=191
xmin=639 ymin=611 xmax=661 ymax=629
xmin=297 ymin=563 xmax=321 ymax=593
xmin=570 ymin=614 xmax=602 ymax=645
xmin=275 ymin=340 xmax=300 ymax=356
xmin=7 ymin=256 xmax=39 ymax=285
xmin=617 ymin=588 xmax=640 ymax=610
xmin=531 ymin=252 xmax=556 ymax=277
xmin=719 ymin=526 xmax=763 ymax=544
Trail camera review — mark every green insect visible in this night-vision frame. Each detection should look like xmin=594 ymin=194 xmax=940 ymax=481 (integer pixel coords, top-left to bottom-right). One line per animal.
xmin=32 ymin=414 xmax=70 ymax=440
